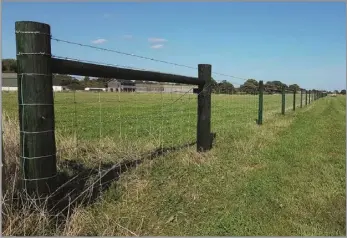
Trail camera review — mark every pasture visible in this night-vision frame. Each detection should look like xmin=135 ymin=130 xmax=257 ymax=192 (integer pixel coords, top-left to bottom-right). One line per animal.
xmin=2 ymin=92 xmax=345 ymax=236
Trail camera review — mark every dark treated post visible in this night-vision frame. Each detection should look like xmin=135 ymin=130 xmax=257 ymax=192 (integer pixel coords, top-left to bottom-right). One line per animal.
xmin=300 ymin=89 xmax=303 ymax=108
xmin=281 ymin=86 xmax=285 ymax=115
xmin=15 ymin=21 xmax=57 ymax=198
xmin=2 ymin=132 xmax=5 ymax=193
xmin=257 ymin=80 xmax=264 ymax=125
xmin=293 ymin=89 xmax=296 ymax=111
xmin=197 ymin=64 xmax=212 ymax=152
xmin=305 ymin=90 xmax=308 ymax=106
xmin=309 ymin=90 xmax=311 ymax=104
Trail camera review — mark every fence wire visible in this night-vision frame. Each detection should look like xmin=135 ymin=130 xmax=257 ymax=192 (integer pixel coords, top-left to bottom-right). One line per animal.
xmin=53 ymin=86 xmax=198 ymax=165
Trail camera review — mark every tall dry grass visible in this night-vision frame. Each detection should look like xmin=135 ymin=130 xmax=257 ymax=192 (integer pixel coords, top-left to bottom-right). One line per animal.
xmin=1 ymin=111 xmax=164 ymax=235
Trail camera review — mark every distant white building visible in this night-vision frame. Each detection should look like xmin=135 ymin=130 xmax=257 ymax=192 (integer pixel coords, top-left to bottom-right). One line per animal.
xmin=2 ymin=73 xmax=63 ymax=92
xmin=84 ymin=87 xmax=106 ymax=92
xmin=107 ymin=79 xmax=194 ymax=94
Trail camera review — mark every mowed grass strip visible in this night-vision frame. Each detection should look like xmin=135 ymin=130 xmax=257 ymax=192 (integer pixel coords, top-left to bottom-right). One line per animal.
xmin=2 ymin=92 xmax=344 ymax=236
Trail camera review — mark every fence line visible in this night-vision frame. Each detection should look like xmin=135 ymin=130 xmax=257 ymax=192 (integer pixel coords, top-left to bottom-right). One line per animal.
xmin=14 ymin=20 xmax=328 ymax=199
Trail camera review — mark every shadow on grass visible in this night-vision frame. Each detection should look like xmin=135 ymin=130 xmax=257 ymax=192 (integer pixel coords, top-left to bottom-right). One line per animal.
xmin=47 ymin=141 xmax=197 ymax=220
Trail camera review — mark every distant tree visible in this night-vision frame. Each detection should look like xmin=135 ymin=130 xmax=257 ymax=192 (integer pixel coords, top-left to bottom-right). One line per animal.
xmin=2 ymin=59 xmax=17 ymax=72
xmin=96 ymin=77 xmax=111 ymax=88
xmin=288 ymin=84 xmax=300 ymax=92
xmin=216 ymin=80 xmax=234 ymax=94
xmin=264 ymin=80 xmax=286 ymax=94
xmin=334 ymin=90 xmax=339 ymax=94
xmin=341 ymin=89 xmax=346 ymax=95
xmin=240 ymin=79 xmax=258 ymax=94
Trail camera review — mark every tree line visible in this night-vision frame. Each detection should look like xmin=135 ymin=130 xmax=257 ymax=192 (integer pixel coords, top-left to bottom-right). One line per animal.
xmin=2 ymin=59 xmax=345 ymax=95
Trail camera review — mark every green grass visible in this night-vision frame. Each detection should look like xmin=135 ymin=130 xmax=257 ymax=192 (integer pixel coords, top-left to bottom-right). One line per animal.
xmin=2 ymin=92 xmax=345 ymax=236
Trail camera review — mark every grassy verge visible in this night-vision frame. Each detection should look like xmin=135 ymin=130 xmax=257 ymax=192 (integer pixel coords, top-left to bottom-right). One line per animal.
xmin=2 ymin=93 xmax=345 ymax=236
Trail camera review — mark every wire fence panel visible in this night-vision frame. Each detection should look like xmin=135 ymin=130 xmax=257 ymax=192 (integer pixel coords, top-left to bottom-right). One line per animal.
xmin=52 ymin=88 xmax=198 ymax=166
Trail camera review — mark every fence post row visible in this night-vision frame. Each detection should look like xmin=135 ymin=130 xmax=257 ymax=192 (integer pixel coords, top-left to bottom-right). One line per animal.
xmin=257 ymin=80 xmax=264 ymax=125
xmin=281 ymin=86 xmax=285 ymax=115
xmin=197 ymin=64 xmax=212 ymax=152
xmin=15 ymin=21 xmax=57 ymax=198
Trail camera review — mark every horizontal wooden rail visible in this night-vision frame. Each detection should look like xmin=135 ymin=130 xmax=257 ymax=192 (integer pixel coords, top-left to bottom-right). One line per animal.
xmin=51 ymin=58 xmax=204 ymax=86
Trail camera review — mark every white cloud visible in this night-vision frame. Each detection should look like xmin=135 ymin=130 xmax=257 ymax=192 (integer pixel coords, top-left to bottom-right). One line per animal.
xmin=91 ymin=38 xmax=107 ymax=44
xmin=148 ymin=38 xmax=167 ymax=43
xmin=151 ymin=44 xmax=164 ymax=49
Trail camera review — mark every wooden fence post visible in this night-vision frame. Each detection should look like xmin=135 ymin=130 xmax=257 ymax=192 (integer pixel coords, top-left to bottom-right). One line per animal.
xmin=309 ymin=90 xmax=311 ymax=104
xmin=300 ymin=89 xmax=303 ymax=108
xmin=15 ymin=21 xmax=57 ymax=198
xmin=281 ymin=86 xmax=285 ymax=115
xmin=2 ymin=131 xmax=5 ymax=194
xmin=305 ymin=90 xmax=308 ymax=106
xmin=293 ymin=89 xmax=296 ymax=111
xmin=197 ymin=64 xmax=212 ymax=152
xmin=257 ymin=80 xmax=264 ymax=125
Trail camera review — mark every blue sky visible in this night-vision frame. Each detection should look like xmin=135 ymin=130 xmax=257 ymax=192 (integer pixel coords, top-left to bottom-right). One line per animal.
xmin=2 ymin=2 xmax=346 ymax=90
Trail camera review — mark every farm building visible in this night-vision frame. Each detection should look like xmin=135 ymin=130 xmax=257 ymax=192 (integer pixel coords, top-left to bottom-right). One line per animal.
xmin=2 ymin=73 xmax=63 ymax=91
xmin=107 ymin=79 xmax=193 ymax=93
xmin=85 ymin=87 xmax=107 ymax=92
xmin=107 ymin=79 xmax=136 ymax=92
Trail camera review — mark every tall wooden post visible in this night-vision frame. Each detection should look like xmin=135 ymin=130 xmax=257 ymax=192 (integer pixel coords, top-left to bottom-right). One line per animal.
xmin=2 ymin=131 xmax=5 ymax=193
xmin=300 ymin=89 xmax=303 ymax=108
xmin=305 ymin=90 xmax=308 ymax=106
xmin=293 ymin=89 xmax=296 ymax=111
xmin=281 ymin=86 xmax=285 ymax=115
xmin=197 ymin=64 xmax=212 ymax=152
xmin=309 ymin=90 xmax=311 ymax=104
xmin=15 ymin=21 xmax=57 ymax=198
xmin=257 ymin=80 xmax=264 ymax=125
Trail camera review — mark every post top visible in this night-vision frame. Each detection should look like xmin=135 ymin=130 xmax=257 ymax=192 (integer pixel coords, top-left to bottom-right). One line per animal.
xmin=15 ymin=21 xmax=50 ymax=32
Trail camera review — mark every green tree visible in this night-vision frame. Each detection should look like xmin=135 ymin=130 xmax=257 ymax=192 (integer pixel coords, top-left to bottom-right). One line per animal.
xmin=217 ymin=80 xmax=234 ymax=94
xmin=264 ymin=80 xmax=287 ymax=94
xmin=340 ymin=89 xmax=346 ymax=95
xmin=83 ymin=76 xmax=90 ymax=82
xmin=2 ymin=59 xmax=17 ymax=72
xmin=288 ymin=84 xmax=300 ymax=92
xmin=240 ymin=79 xmax=258 ymax=94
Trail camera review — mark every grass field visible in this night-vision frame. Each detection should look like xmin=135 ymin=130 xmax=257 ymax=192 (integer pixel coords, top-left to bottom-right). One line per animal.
xmin=2 ymin=91 xmax=345 ymax=236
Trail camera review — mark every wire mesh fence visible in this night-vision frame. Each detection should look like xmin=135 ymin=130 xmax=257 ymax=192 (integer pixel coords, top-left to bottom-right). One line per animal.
xmin=52 ymin=86 xmax=199 ymax=165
